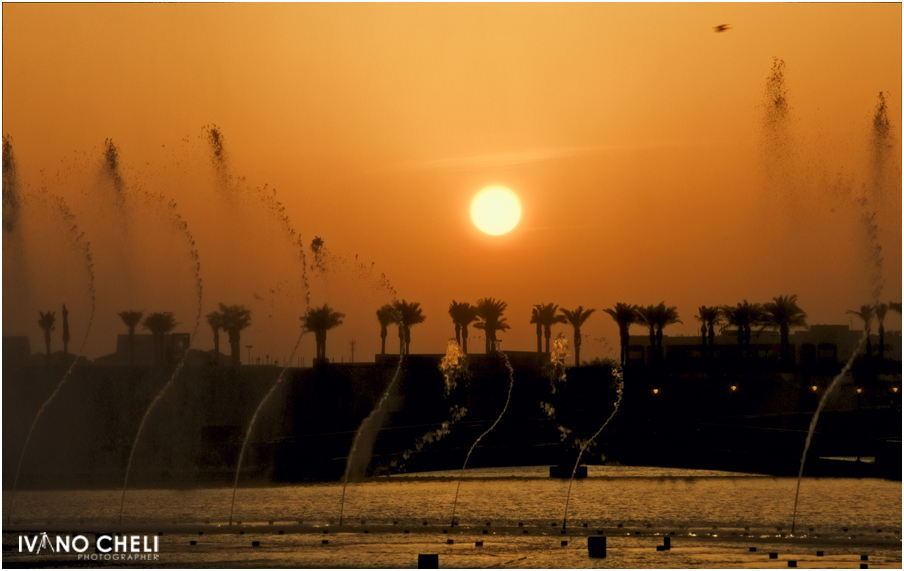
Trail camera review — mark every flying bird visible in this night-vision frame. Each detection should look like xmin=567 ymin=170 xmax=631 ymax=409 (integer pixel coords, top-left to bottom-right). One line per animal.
xmin=714 ymin=24 xmax=731 ymax=32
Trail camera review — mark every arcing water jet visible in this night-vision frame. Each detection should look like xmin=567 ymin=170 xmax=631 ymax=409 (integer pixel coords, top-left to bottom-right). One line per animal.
xmin=449 ymin=353 xmax=516 ymax=527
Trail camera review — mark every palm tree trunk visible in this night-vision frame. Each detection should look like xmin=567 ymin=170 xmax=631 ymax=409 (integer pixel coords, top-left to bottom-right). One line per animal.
xmin=536 ymin=323 xmax=542 ymax=353
xmin=404 ymin=326 xmax=411 ymax=355
xmin=128 ymin=327 xmax=136 ymax=366
xmin=648 ymin=328 xmax=656 ymax=363
xmin=44 ymin=330 xmax=51 ymax=359
xmin=878 ymin=324 xmax=885 ymax=360
xmin=462 ymin=324 xmax=469 ymax=354
xmin=380 ymin=331 xmax=386 ymax=355
xmin=700 ymin=324 xmax=707 ymax=354
xmin=573 ymin=327 xmax=581 ymax=367
xmin=708 ymin=326 xmax=715 ymax=359
xmin=656 ymin=327 xmax=664 ymax=362
xmin=780 ymin=325 xmax=789 ymax=366
xmin=398 ymin=327 xmax=404 ymax=355
xmin=454 ymin=323 xmax=461 ymax=348
xmin=212 ymin=329 xmax=220 ymax=362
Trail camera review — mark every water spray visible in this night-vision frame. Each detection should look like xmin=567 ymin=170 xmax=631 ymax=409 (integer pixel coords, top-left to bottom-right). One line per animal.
xmin=6 ymin=194 xmax=96 ymax=526
xmin=338 ymin=353 xmax=406 ymax=525
xmin=561 ymin=367 xmax=624 ymax=531
xmin=449 ymin=353 xmax=516 ymax=528
xmin=790 ymin=336 xmax=865 ymax=535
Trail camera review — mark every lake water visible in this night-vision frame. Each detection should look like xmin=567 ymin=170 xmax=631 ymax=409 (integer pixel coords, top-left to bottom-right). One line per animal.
xmin=4 ymin=466 xmax=901 ymax=568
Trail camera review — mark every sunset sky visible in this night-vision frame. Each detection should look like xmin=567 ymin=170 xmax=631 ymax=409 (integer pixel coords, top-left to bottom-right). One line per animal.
xmin=3 ymin=3 xmax=901 ymax=363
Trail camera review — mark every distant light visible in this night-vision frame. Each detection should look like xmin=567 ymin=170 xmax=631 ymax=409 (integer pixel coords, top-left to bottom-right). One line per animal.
xmin=893 ymin=387 xmax=899 ymax=393
xmin=652 ymin=388 xmax=659 ymax=395
xmin=730 ymin=385 xmax=737 ymax=392
xmin=856 ymin=387 xmax=863 ymax=394
xmin=811 ymin=385 xmax=818 ymax=392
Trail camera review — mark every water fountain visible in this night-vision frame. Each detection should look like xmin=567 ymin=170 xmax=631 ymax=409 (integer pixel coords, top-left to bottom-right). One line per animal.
xmin=448 ymin=352 xmax=516 ymax=527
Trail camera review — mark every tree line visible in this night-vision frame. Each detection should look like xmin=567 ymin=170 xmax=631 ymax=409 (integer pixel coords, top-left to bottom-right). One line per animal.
xmin=31 ymin=298 xmax=903 ymax=367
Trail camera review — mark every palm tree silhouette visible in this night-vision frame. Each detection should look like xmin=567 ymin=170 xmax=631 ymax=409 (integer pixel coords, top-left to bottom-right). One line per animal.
xmin=694 ymin=306 xmax=722 ymax=359
xmin=531 ymin=303 xmax=565 ymax=354
xmin=474 ymin=297 xmax=510 ymax=354
xmin=302 ymin=304 xmax=345 ymax=362
xmin=604 ymin=303 xmax=639 ymax=367
xmin=118 ymin=310 xmax=144 ymax=366
xmin=37 ymin=311 xmax=56 ymax=361
xmin=393 ymin=300 xmax=426 ymax=355
xmin=142 ymin=312 xmax=177 ymax=365
xmin=722 ymin=301 xmax=764 ymax=359
xmin=890 ymin=302 xmax=902 ymax=314
xmin=219 ymin=304 xmax=251 ymax=366
xmin=205 ymin=311 xmax=224 ymax=363
xmin=61 ymin=304 xmax=70 ymax=360
xmin=376 ymin=304 xmax=396 ymax=356
xmin=652 ymin=303 xmax=681 ymax=362
xmin=635 ymin=305 xmax=658 ymax=363
xmin=875 ymin=303 xmax=888 ymax=360
xmin=763 ymin=295 xmax=807 ymax=365
xmin=847 ymin=304 xmax=875 ymax=359
xmin=559 ymin=306 xmax=595 ymax=367
xmin=448 ymin=301 xmax=479 ymax=354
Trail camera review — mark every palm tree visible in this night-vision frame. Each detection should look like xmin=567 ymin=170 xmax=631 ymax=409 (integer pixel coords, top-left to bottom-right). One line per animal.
xmin=847 ymin=304 xmax=876 ymax=359
xmin=219 ymin=303 xmax=251 ymax=366
xmin=559 ymin=306 xmax=595 ymax=367
xmin=393 ymin=300 xmax=426 ymax=355
xmin=603 ymin=303 xmax=638 ymax=367
xmin=763 ymin=295 xmax=807 ymax=365
xmin=302 ymin=304 xmax=345 ymax=362
xmin=635 ymin=305 xmax=658 ymax=362
xmin=142 ymin=312 xmax=177 ymax=365
xmin=652 ymin=303 xmax=681 ymax=361
xmin=118 ymin=310 xmax=144 ymax=366
xmin=376 ymin=304 xmax=396 ymax=356
xmin=37 ymin=311 xmax=55 ymax=361
xmin=205 ymin=311 xmax=224 ymax=363
xmin=533 ymin=303 xmax=565 ymax=354
xmin=890 ymin=302 xmax=902 ymax=314
xmin=448 ymin=300 xmax=479 ymax=354
xmin=694 ymin=306 xmax=721 ymax=359
xmin=722 ymin=301 xmax=764 ymax=359
xmin=875 ymin=303 xmax=888 ymax=360
xmin=61 ymin=304 xmax=70 ymax=360
xmin=474 ymin=297 xmax=510 ymax=353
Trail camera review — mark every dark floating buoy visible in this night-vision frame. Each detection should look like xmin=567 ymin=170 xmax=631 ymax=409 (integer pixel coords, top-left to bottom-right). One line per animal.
xmin=475 ymin=541 xmax=483 ymax=547
xmin=861 ymin=565 xmax=868 ymax=570
xmin=446 ymin=539 xmax=454 ymax=545
xmin=597 ymin=530 xmax=604 ymax=535
xmin=364 ymin=530 xmax=369 ymax=534
xmin=158 ymin=532 xmax=163 ymax=536
xmin=322 ymin=539 xmax=329 ymax=545
xmin=423 ymin=521 xmax=428 ymax=526
xmin=588 ymin=536 xmax=607 ymax=558
xmin=876 ymin=529 xmax=882 ymax=533
xmin=809 ymin=527 xmax=815 ymax=532
xmin=404 ymin=530 xmax=409 ymax=534
xmin=323 ymin=530 xmax=329 ymax=534
xmin=190 ymin=540 xmax=197 ymax=546
xmin=647 ymin=523 xmax=653 ymax=528
xmin=561 ymin=540 xmax=568 ymax=547
xmin=523 ymin=530 xmax=529 ymax=534
xmin=393 ymin=521 xmax=398 ymax=525
xmin=239 ymin=531 xmax=244 ymax=535
xmin=560 ymin=530 xmax=566 ymax=535
xmin=776 ymin=526 xmax=783 ymax=532
xmin=635 ymin=531 xmax=641 ymax=535
xmin=418 ymin=554 xmax=439 ymax=569
xmin=617 ymin=523 xmax=623 ymax=528
xmin=483 ymin=530 xmax=488 ymax=535
xmin=198 ymin=531 xmax=203 ymax=536
xmin=278 ymin=530 xmax=284 ymax=535
xmin=551 ymin=522 xmax=557 ymax=527
xmin=843 ymin=527 xmax=849 ymax=532
xmin=251 ymin=541 xmax=260 ymax=547
xmin=749 ymin=547 xmax=757 ymax=552
xmin=769 ymin=553 xmax=778 ymax=559
xmin=712 ymin=525 xmax=718 ymax=530
xmin=518 ymin=522 xmax=524 ymax=527
xmin=816 ymin=551 xmax=823 ymax=557
xmin=485 ymin=522 xmax=490 ymax=526
xmin=788 ymin=561 xmax=797 ymax=568
xmin=861 ymin=555 xmax=869 ymax=561
xmin=583 ymin=523 xmax=588 ymax=527
xmin=442 ymin=530 xmax=447 ymax=534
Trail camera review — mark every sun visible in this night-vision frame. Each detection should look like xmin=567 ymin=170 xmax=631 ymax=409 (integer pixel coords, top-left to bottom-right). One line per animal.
xmin=471 ymin=186 xmax=521 ymax=235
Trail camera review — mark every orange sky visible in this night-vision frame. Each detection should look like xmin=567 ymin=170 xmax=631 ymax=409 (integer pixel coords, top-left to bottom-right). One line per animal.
xmin=3 ymin=3 xmax=901 ymax=362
